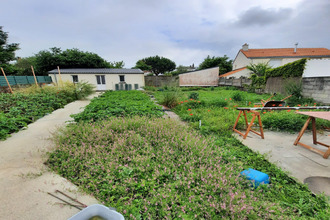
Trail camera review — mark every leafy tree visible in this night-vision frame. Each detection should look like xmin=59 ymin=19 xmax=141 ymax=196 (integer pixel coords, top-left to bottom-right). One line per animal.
xmin=134 ymin=60 xmax=152 ymax=71
xmin=34 ymin=47 xmax=122 ymax=75
xmin=246 ymin=62 xmax=272 ymax=77
xmin=0 ymin=26 xmax=20 ymax=75
xmin=14 ymin=56 xmax=36 ymax=75
xmin=135 ymin=55 xmax=176 ymax=76
xmin=169 ymin=65 xmax=190 ymax=76
xmin=247 ymin=62 xmax=272 ymax=88
xmin=199 ymin=55 xmax=232 ymax=75
xmin=109 ymin=61 xmax=125 ymax=68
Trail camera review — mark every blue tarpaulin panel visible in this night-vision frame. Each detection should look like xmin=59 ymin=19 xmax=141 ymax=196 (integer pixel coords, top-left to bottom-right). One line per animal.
xmin=27 ymin=76 xmax=36 ymax=84
xmin=15 ymin=76 xmax=29 ymax=85
xmin=0 ymin=75 xmax=52 ymax=86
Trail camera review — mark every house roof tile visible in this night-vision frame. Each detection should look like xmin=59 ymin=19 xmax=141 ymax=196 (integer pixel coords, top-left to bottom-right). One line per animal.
xmin=241 ymin=48 xmax=330 ymax=58
xmin=48 ymin=68 xmax=144 ymax=74
xmin=220 ymin=67 xmax=247 ymax=78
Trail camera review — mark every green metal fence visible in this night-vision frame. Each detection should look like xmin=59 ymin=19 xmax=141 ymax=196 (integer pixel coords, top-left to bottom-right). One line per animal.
xmin=0 ymin=76 xmax=52 ymax=86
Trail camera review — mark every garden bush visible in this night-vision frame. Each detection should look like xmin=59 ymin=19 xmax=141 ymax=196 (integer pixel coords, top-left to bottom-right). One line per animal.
xmin=160 ymin=90 xmax=181 ymax=108
xmin=188 ymin=92 xmax=199 ymax=100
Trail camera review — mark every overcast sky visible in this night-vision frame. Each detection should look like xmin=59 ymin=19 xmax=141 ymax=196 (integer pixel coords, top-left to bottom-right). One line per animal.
xmin=1 ymin=0 xmax=329 ymax=68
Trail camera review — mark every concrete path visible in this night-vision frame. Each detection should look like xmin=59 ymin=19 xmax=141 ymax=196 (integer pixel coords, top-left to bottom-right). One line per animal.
xmin=235 ymin=130 xmax=330 ymax=196
xmin=163 ymin=105 xmax=330 ymax=196
xmin=0 ymin=94 xmax=99 ymax=220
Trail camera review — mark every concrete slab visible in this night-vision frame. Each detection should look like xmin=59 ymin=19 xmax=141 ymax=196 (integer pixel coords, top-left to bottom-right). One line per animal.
xmin=235 ymin=130 xmax=330 ymax=196
xmin=0 ymin=94 xmax=100 ymax=220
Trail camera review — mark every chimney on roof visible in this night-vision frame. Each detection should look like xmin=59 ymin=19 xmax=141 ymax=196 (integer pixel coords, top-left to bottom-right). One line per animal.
xmin=242 ymin=43 xmax=249 ymax=51
xmin=294 ymin=43 xmax=298 ymax=53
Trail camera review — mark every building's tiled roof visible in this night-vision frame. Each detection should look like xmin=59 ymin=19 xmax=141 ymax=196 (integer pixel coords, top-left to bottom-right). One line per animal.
xmin=241 ymin=48 xmax=330 ymax=58
xmin=219 ymin=67 xmax=247 ymax=78
xmin=48 ymin=68 xmax=144 ymax=74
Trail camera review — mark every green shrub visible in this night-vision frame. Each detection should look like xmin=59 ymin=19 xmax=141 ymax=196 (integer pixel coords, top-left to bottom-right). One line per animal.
xmin=160 ymin=91 xmax=180 ymax=108
xmin=188 ymin=92 xmax=199 ymax=100
xmin=74 ymin=81 xmax=95 ymax=99
xmin=232 ymin=92 xmax=244 ymax=101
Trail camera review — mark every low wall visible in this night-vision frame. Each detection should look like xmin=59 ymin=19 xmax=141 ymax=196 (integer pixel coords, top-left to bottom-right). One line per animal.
xmin=219 ymin=77 xmax=251 ymax=87
xmin=302 ymin=77 xmax=330 ymax=104
xmin=265 ymin=77 xmax=301 ymax=95
xmin=144 ymin=76 xmax=179 ymax=87
xmin=265 ymin=77 xmax=330 ymax=104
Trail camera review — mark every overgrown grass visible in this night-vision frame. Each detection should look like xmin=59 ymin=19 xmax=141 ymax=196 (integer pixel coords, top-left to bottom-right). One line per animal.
xmin=46 ymin=88 xmax=330 ymax=219
xmin=47 ymin=116 xmax=329 ymax=219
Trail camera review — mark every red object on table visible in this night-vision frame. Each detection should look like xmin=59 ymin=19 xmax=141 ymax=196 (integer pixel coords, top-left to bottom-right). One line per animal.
xmin=294 ymin=111 xmax=330 ymax=159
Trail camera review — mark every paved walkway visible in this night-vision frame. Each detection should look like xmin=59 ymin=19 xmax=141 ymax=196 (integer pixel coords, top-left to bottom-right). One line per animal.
xmin=162 ymin=105 xmax=330 ymax=196
xmin=235 ymin=130 xmax=330 ymax=196
xmin=0 ymin=94 xmax=99 ymax=220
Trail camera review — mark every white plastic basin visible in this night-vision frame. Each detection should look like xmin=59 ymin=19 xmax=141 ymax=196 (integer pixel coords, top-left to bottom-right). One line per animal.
xmin=68 ymin=204 xmax=125 ymax=220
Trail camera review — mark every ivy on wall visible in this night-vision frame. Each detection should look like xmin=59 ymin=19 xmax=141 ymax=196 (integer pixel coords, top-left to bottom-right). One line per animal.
xmin=249 ymin=58 xmax=307 ymax=90
xmin=266 ymin=58 xmax=307 ymax=78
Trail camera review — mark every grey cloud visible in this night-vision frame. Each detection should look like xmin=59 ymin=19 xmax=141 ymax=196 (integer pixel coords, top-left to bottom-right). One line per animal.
xmin=235 ymin=7 xmax=293 ymax=27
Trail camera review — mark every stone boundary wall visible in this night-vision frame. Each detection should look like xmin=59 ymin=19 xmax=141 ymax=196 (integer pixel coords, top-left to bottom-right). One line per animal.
xmin=218 ymin=77 xmax=251 ymax=87
xmin=302 ymin=77 xmax=330 ymax=104
xmin=265 ymin=77 xmax=301 ymax=95
xmin=144 ymin=76 xmax=179 ymax=87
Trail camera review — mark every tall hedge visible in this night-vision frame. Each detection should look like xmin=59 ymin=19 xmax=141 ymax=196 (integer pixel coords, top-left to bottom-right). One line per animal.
xmin=266 ymin=58 xmax=307 ymax=78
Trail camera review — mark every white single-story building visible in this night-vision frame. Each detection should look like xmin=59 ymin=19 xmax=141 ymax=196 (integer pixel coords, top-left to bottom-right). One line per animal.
xmin=48 ymin=68 xmax=145 ymax=91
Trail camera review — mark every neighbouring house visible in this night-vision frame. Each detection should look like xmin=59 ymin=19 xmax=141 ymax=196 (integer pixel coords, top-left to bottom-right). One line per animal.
xmin=219 ymin=67 xmax=249 ymax=78
xmin=234 ymin=43 xmax=330 ymax=69
xmin=48 ymin=68 xmax=145 ymax=91
xmin=179 ymin=67 xmax=219 ymax=87
xmin=224 ymin=43 xmax=330 ymax=79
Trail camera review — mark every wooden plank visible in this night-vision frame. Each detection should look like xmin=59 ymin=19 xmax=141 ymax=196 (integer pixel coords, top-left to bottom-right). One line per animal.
xmin=1 ymin=67 xmax=13 ymax=93
xmin=31 ymin=66 xmax=39 ymax=87
xmin=296 ymin=142 xmax=326 ymax=157
xmin=237 ymin=106 xmax=330 ymax=111
xmin=312 ymin=117 xmax=317 ymax=144
xmin=294 ymin=117 xmax=311 ymax=145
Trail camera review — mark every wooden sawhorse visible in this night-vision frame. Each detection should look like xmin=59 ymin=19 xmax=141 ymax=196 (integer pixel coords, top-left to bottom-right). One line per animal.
xmin=294 ymin=111 xmax=330 ymax=159
xmin=233 ymin=109 xmax=264 ymax=139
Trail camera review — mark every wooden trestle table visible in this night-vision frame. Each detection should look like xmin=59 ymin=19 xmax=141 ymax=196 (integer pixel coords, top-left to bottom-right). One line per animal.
xmin=294 ymin=111 xmax=330 ymax=159
xmin=233 ymin=106 xmax=330 ymax=140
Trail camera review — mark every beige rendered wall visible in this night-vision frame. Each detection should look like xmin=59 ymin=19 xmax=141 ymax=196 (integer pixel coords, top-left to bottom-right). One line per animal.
xmin=179 ymin=67 xmax=219 ymax=86
xmin=233 ymin=51 xmax=250 ymax=69
xmin=231 ymin=68 xmax=251 ymax=78
xmin=49 ymin=74 xmax=145 ymax=90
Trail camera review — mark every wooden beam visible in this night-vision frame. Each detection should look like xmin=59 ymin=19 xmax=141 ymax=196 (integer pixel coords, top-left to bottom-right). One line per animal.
xmin=31 ymin=66 xmax=39 ymax=87
xmin=1 ymin=67 xmax=13 ymax=94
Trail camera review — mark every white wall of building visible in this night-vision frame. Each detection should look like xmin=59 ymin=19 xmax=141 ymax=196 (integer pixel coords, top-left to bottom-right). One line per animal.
xmin=303 ymin=59 xmax=330 ymax=78
xmin=49 ymin=73 xmax=145 ymax=90
xmin=232 ymin=51 xmax=250 ymax=69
